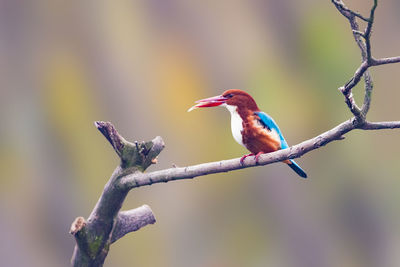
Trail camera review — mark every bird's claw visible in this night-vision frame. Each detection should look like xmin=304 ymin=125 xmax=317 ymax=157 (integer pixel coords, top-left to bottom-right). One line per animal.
xmin=240 ymin=152 xmax=264 ymax=165
xmin=254 ymin=152 xmax=264 ymax=164
xmin=240 ymin=153 xmax=254 ymax=165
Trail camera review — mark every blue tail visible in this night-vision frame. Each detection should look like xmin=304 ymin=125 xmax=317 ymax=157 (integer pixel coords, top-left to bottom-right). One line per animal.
xmin=287 ymin=160 xmax=307 ymax=178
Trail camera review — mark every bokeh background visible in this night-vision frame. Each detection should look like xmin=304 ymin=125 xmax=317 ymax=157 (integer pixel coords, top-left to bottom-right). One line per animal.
xmin=1 ymin=0 xmax=400 ymax=266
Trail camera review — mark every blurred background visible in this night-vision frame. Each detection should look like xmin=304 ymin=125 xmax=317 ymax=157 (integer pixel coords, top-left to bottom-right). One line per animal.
xmin=1 ymin=0 xmax=400 ymax=266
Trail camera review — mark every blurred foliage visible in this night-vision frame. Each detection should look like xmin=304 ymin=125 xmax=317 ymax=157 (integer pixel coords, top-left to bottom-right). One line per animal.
xmin=1 ymin=0 xmax=400 ymax=266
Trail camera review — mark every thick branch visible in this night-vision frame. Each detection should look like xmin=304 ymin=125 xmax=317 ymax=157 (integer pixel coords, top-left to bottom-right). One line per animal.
xmin=70 ymin=218 xmax=89 ymax=259
xmin=95 ymin=121 xmax=165 ymax=170
xmin=111 ymin=205 xmax=156 ymax=243
xmin=71 ymin=124 xmax=164 ymax=267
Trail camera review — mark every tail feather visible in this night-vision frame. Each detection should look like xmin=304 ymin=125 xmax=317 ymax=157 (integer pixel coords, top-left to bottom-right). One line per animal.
xmin=287 ymin=160 xmax=307 ymax=178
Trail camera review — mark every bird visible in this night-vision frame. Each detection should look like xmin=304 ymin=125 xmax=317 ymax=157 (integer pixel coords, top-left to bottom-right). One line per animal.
xmin=188 ymin=89 xmax=307 ymax=178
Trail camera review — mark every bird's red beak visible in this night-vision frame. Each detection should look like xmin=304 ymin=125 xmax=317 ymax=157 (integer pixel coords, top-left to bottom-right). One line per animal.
xmin=188 ymin=95 xmax=228 ymax=112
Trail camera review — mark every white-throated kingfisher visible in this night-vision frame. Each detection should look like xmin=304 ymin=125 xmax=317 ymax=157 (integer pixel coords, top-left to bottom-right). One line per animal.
xmin=188 ymin=89 xmax=307 ymax=178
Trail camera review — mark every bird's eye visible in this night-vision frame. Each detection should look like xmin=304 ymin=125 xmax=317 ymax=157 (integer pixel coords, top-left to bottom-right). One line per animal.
xmin=226 ymin=93 xmax=234 ymax=98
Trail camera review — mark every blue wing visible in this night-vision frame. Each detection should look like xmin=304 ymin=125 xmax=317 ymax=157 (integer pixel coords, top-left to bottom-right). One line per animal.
xmin=254 ymin=111 xmax=289 ymax=149
xmin=255 ymin=111 xmax=307 ymax=178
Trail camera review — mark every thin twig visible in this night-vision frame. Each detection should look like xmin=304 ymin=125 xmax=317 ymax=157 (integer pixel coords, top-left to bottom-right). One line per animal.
xmin=364 ymin=0 xmax=378 ymax=63
xmin=372 ymin=56 xmax=400 ymax=66
xmin=360 ymin=120 xmax=400 ymax=130
xmin=331 ymin=0 xmax=370 ymax=22
xmin=332 ymin=0 xmax=400 ymax=120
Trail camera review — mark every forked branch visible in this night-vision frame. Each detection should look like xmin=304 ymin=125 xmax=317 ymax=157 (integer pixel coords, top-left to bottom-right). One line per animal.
xmin=332 ymin=0 xmax=400 ymax=119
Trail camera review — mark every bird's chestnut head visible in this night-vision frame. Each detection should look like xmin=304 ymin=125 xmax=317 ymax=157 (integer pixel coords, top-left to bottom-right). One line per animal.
xmin=188 ymin=89 xmax=259 ymax=112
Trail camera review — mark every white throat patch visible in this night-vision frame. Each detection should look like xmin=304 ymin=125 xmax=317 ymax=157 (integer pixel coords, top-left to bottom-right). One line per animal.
xmin=223 ymin=104 xmax=245 ymax=147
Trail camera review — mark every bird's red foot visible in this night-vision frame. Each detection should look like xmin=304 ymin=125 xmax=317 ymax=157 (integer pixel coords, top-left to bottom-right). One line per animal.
xmin=254 ymin=152 xmax=264 ymax=164
xmin=240 ymin=153 xmax=254 ymax=165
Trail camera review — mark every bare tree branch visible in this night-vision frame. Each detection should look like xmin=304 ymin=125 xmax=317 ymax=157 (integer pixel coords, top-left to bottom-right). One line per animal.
xmin=111 ymin=205 xmax=156 ymax=243
xmin=70 ymin=1 xmax=400 ymax=266
xmin=332 ymin=0 xmax=370 ymax=22
xmin=364 ymin=0 xmax=377 ymax=63
xmin=331 ymin=0 xmax=399 ymax=121
xmin=120 ymin=120 xmax=352 ymax=188
xmin=360 ymin=121 xmax=400 ymax=130
xmin=117 ymin=119 xmax=399 ymax=189
xmin=372 ymin=56 xmax=400 ymax=66
xmin=70 ymin=122 xmax=163 ymax=266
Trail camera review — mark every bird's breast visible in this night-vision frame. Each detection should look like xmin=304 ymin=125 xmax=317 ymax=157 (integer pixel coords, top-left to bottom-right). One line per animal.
xmin=230 ymin=109 xmax=245 ymax=147
xmin=242 ymin=114 xmax=281 ymax=154
xmin=224 ymin=105 xmax=281 ymax=153
xmin=225 ymin=104 xmax=245 ymax=147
